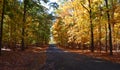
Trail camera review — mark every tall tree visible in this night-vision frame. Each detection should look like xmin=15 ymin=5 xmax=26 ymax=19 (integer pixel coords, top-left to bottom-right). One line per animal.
xmin=88 ymin=0 xmax=94 ymax=52
xmin=21 ymin=0 xmax=27 ymax=51
xmin=105 ymin=0 xmax=113 ymax=55
xmin=81 ymin=0 xmax=94 ymax=52
xmin=0 ymin=0 xmax=5 ymax=55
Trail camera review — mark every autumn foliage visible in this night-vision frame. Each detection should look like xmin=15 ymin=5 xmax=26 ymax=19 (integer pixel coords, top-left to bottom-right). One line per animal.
xmin=52 ymin=0 xmax=120 ymax=55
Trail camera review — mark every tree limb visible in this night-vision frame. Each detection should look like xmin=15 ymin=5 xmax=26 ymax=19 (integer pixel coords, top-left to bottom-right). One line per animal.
xmin=80 ymin=3 xmax=90 ymax=13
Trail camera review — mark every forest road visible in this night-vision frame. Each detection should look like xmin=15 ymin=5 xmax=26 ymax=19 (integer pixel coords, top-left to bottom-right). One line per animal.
xmin=40 ymin=44 xmax=120 ymax=70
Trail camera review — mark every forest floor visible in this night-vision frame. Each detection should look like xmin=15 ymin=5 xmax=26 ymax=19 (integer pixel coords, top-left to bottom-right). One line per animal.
xmin=0 ymin=45 xmax=48 ymax=70
xmin=0 ymin=45 xmax=120 ymax=70
xmin=60 ymin=47 xmax=120 ymax=63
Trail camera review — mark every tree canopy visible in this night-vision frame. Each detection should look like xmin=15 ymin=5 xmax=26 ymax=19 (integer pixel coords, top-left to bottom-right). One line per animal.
xmin=52 ymin=0 xmax=120 ymax=55
xmin=0 ymin=0 xmax=54 ymax=52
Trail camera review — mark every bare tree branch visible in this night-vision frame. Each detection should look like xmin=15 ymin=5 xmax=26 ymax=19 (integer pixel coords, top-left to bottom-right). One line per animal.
xmin=80 ymin=3 xmax=90 ymax=13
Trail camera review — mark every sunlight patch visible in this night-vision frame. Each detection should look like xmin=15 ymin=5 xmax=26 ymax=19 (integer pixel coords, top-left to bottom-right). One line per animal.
xmin=2 ymin=48 xmax=11 ymax=51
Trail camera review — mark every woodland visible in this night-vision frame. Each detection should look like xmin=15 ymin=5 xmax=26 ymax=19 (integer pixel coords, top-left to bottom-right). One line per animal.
xmin=52 ymin=0 xmax=120 ymax=55
xmin=0 ymin=0 xmax=54 ymax=54
xmin=0 ymin=0 xmax=120 ymax=69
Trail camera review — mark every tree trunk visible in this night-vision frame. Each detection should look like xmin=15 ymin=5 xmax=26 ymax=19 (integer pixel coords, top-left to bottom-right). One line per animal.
xmin=88 ymin=0 xmax=94 ymax=52
xmin=21 ymin=0 xmax=27 ymax=51
xmin=0 ymin=0 xmax=5 ymax=55
xmin=105 ymin=0 xmax=113 ymax=55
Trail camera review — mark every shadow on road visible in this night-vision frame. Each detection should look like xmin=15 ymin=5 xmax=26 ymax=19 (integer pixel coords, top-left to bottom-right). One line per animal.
xmin=40 ymin=44 xmax=120 ymax=70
